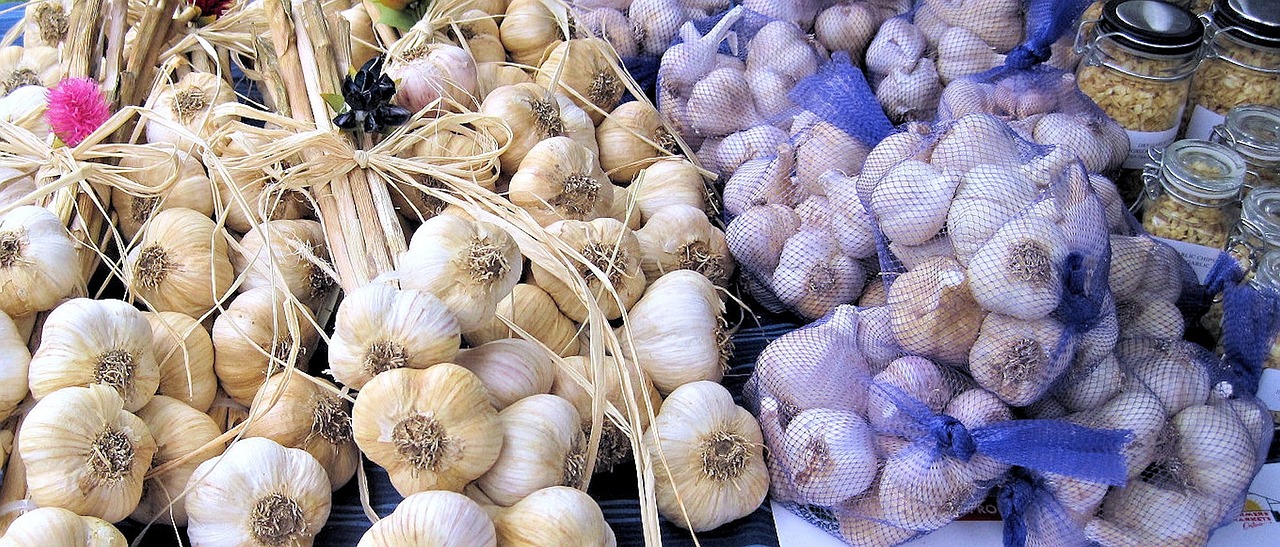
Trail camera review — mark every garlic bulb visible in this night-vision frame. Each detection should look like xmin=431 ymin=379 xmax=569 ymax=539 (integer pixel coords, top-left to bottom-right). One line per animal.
xmin=1054 ymin=352 xmax=1124 ymax=414
xmin=0 ymin=507 xmax=126 ymax=547
xmin=480 ymin=83 xmax=597 ymax=174
xmin=477 ymin=394 xmax=587 ymax=506
xmin=454 ymin=10 xmax=505 ymax=65
xmin=0 ymin=46 xmax=59 ymax=94
xmin=814 ymin=2 xmax=891 ymax=56
xmin=536 ymin=38 xmax=626 ymax=125
xmin=574 ymin=7 xmax=638 ymax=59
xmin=946 ymin=165 xmax=1038 ymax=265
xmin=352 ymin=365 xmax=502 ymax=495
xmin=935 ymin=27 xmax=1005 ymax=84
xmin=243 ymin=372 xmax=358 ymax=490
xmin=454 ymin=339 xmax=555 ymax=409
xmin=142 ymin=311 xmax=216 ymax=412
xmin=773 ymin=228 xmax=866 ymax=320
xmin=328 ymin=282 xmax=460 ymax=390
xmin=865 ymin=16 xmax=928 ymax=77
xmin=870 ymin=160 xmax=960 ymax=246
xmin=146 ymin=72 xmax=236 ymax=148
xmin=686 ymin=67 xmax=763 ymax=137
xmin=0 ymin=84 xmax=49 ymax=140
xmin=644 ymin=381 xmax=767 ymax=532
xmin=1085 ymin=480 xmax=1213 ymax=546
xmin=112 ymin=145 xmax=215 ymax=240
xmin=500 ymin=0 xmax=565 ymax=66
xmin=635 ymin=204 xmax=733 ymax=286
xmin=398 ymin=215 xmax=522 ymax=332
xmin=463 ymin=283 xmax=582 ymax=357
xmin=630 ymin=158 xmax=708 ymax=223
xmin=868 ymin=355 xmax=954 ymax=433
xmin=596 ymin=101 xmax=679 ymax=184
xmin=124 ymin=208 xmax=233 ymax=318
xmin=967 ymin=214 xmax=1069 ymax=320
xmin=211 ymin=287 xmax=318 ymax=405
xmin=1172 ymin=403 xmax=1260 ymax=515
xmin=385 ymin=42 xmax=478 ymax=115
xmin=755 ymin=305 xmax=870 ymax=412
xmin=476 ymin=62 xmax=534 ymax=98
xmin=725 ymin=204 xmax=800 ymax=275
xmin=509 ymin=136 xmax=613 ymax=227
xmin=794 ymin=122 xmax=871 ymax=189
xmin=0 ymin=205 xmax=81 ymax=317
xmin=876 ymin=58 xmax=943 ymax=123
xmin=29 ymin=298 xmax=160 ymax=412
xmin=968 ymin=313 xmax=1073 ymax=406
xmin=490 ymin=486 xmax=616 ymax=546
xmin=931 ymin=114 xmax=1024 ymax=173
xmin=529 ymin=217 xmax=645 ymax=322
xmin=1117 ymin=339 xmax=1210 ymax=416
xmin=131 ymin=395 xmax=223 ymax=526
xmin=1070 ymin=381 xmax=1169 ymax=479
xmin=887 ymin=256 xmax=987 ymax=365
xmin=358 ymin=490 xmax=496 ymax=547
xmin=232 ymin=219 xmax=334 ymax=305
xmin=632 ymin=0 xmax=691 ymax=54
xmin=1032 ymin=112 xmax=1128 ymax=174
xmin=0 ymin=310 xmax=29 ymax=421
xmin=19 ymin=384 xmax=157 ymax=522
xmin=712 ymin=125 xmax=790 ymax=177
xmin=0 ymin=168 xmax=36 ymax=209
xmin=783 ymin=408 xmax=878 ymax=506
xmin=619 ymin=270 xmax=727 ymax=394
xmin=551 ymin=355 xmax=662 ymax=472
xmin=184 ymin=437 xmax=331 ymax=547
xmin=213 ymin=132 xmax=313 ymax=233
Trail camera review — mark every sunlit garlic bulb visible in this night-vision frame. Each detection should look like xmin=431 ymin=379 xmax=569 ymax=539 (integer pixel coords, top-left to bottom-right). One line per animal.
xmin=480 ymin=83 xmax=598 ymax=174
xmin=0 ymin=506 xmax=126 ymax=546
xmin=490 ymin=486 xmax=617 ymax=546
xmin=232 ymin=219 xmax=334 ymax=305
xmin=635 ymin=204 xmax=733 ymax=286
xmin=211 ymin=287 xmax=318 ymax=405
xmin=477 ymin=394 xmax=588 ymax=506
xmin=112 ymin=145 xmax=215 ymax=240
xmin=398 ymin=215 xmax=522 ymax=332
xmin=21 ymin=1 xmax=72 ymax=48
xmin=0 ymin=205 xmax=82 ymax=317
xmin=243 ymin=372 xmax=358 ymax=491
xmin=509 ymin=136 xmax=613 ymax=227
xmin=29 ymin=298 xmax=160 ymax=412
xmin=619 ymin=270 xmax=729 ymax=395
xmin=144 ymin=311 xmax=217 ymax=412
xmin=124 ymin=207 xmax=234 ymax=318
xmin=596 ymin=101 xmax=680 ymax=184
xmin=213 ymin=131 xmax=313 ymax=233
xmin=0 ymin=310 xmax=30 ymax=421
xmin=551 ymin=355 xmax=662 ymax=473
xmin=328 ymin=282 xmax=460 ymax=390
xmin=131 ymin=395 xmax=224 ymax=526
xmin=357 ymin=490 xmax=496 ymax=547
xmin=535 ymin=38 xmax=627 ymax=125
xmin=0 ymin=46 xmax=59 ymax=93
xmin=528 ymin=217 xmax=645 ymax=322
xmin=463 ymin=283 xmax=582 ymax=357
xmin=147 ymin=72 xmax=236 ymax=148
xmin=454 ymin=339 xmax=555 ymax=410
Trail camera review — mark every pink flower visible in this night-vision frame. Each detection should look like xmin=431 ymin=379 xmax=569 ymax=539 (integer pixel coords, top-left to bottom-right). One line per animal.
xmin=45 ymin=77 xmax=111 ymax=147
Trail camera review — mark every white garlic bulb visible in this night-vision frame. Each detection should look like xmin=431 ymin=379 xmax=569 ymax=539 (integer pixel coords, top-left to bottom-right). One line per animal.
xmin=500 ymin=0 xmax=565 ymax=66
xmin=244 ymin=372 xmax=359 ymax=491
xmin=712 ymin=125 xmax=791 ymax=177
xmin=946 ymin=164 xmax=1039 ymax=265
xmin=1117 ymin=339 xmax=1210 ymax=416
xmin=619 ymin=270 xmax=727 ymax=394
xmin=232 ymin=219 xmax=334 ymax=305
xmin=211 ymin=287 xmax=318 ymax=405
xmin=643 ymin=381 xmax=768 ymax=532
xmin=124 ymin=207 xmax=234 ymax=318
xmin=454 ymin=339 xmax=556 ymax=409
xmin=967 ymin=214 xmax=1069 ymax=321
xmin=887 ymin=256 xmax=987 ymax=365
xmin=536 ymin=38 xmax=627 ymax=125
xmin=772 ymin=228 xmax=866 ymax=320
xmin=112 ymin=145 xmax=215 ymax=240
xmin=596 ymin=101 xmax=678 ymax=184
xmin=184 ymin=437 xmax=331 ymax=547
xmin=386 ymin=42 xmax=478 ymax=115
xmin=352 ymin=365 xmax=503 ymax=495
xmin=328 ymin=282 xmax=460 ymax=390
xmin=0 ymin=506 xmax=126 ymax=547
xmin=1069 ymin=381 xmax=1169 ymax=479
xmin=463 ymin=283 xmax=582 ymax=357
xmin=509 ymin=135 xmax=614 ymax=227
xmin=398 ymin=215 xmax=522 ymax=333
xmin=0 ymin=310 xmax=30 ymax=421
xmin=630 ymin=158 xmax=709 ymax=223
xmin=29 ymin=298 xmax=160 ymax=412
xmin=19 ymin=384 xmax=157 ymax=522
xmin=358 ymin=490 xmax=496 ymax=547
xmin=144 ymin=311 xmax=217 ymax=412
xmin=783 ymin=408 xmax=878 ymax=506
xmin=868 ymin=355 xmax=954 ymax=433
xmin=725 ymin=204 xmax=800 ymax=276
xmin=551 ymin=355 xmax=663 ymax=473
xmin=490 ymin=486 xmax=617 ymax=546
xmin=481 ymin=83 xmax=598 ymax=174
xmin=20 ymin=2 xmax=72 ymax=48
xmin=755 ymin=305 xmax=869 ymax=413
xmin=477 ymin=394 xmax=587 ymax=506
xmin=0 ymin=205 xmax=81 ymax=317
xmin=870 ymin=160 xmax=960 ymax=246
xmin=146 ymin=72 xmax=236 ymax=148
xmin=968 ymin=313 xmax=1073 ymax=406
xmin=528 ymin=217 xmax=646 ymax=322
xmin=131 ymin=395 xmax=224 ymax=526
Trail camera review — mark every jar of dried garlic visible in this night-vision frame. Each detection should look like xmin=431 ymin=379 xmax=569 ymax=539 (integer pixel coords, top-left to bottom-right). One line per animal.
xmin=1077 ymin=0 xmax=1204 ymax=203
xmin=1248 ymin=251 xmax=1280 ymax=424
xmin=1211 ymin=104 xmax=1280 ymax=193
xmin=1183 ymin=0 xmax=1280 ymax=139
xmin=1226 ymin=187 xmax=1280 ymax=275
xmin=1142 ymin=139 xmax=1246 ymax=248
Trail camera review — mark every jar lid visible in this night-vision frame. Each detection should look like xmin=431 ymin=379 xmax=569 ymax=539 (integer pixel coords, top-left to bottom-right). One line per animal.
xmin=1100 ymin=0 xmax=1205 ymax=55
xmin=1221 ymin=104 xmax=1280 ymax=163
xmin=1253 ymin=249 xmax=1280 ymax=290
xmin=1241 ymin=187 xmax=1280 ymax=247
xmin=1160 ymin=139 xmax=1246 ymax=201
xmin=1214 ymin=0 xmax=1280 ymax=48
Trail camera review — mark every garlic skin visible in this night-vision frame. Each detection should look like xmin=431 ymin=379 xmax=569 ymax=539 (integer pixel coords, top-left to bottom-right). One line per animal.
xmin=509 ymin=135 xmax=614 ymax=227
xmin=329 ymin=282 xmax=460 ymax=390
xmin=0 ymin=168 xmax=36 ymax=209
xmin=185 ymin=437 xmax=331 ymax=547
xmin=144 ymin=311 xmax=216 ymax=413
xmin=112 ymin=145 xmax=215 ymax=240
xmin=968 ymin=313 xmax=1073 ymax=406
xmin=464 ymin=283 xmax=582 ymax=357
xmin=478 ymin=394 xmax=587 ymax=506
xmin=352 ymin=365 xmax=502 ymax=496
xmin=783 ymin=408 xmax=878 ymax=506
xmin=124 ymin=207 xmax=234 ymax=318
xmin=398 ymin=215 xmax=522 ymax=332
xmin=453 ymin=10 xmax=505 ymax=65
xmin=596 ymin=101 xmax=678 ymax=184
xmin=146 ymin=72 xmax=236 ymax=148
xmin=1033 ymin=113 xmax=1129 ymax=174
xmin=644 ymin=381 xmax=768 ymax=532
xmin=536 ymin=38 xmax=626 ymax=125
xmin=1117 ymin=339 xmax=1210 ymax=416
xmin=551 ymin=355 xmax=663 ymax=472
xmin=635 ymin=204 xmax=734 ymax=286
xmin=935 ymin=26 xmax=1005 ymax=84
xmin=794 ymin=122 xmax=870 ymax=190
xmin=630 ymin=158 xmax=709 ymax=223
xmin=887 ymin=256 xmax=988 ymax=365
xmin=386 ymin=43 xmax=478 ymax=115
xmin=0 ymin=205 xmax=82 ymax=317
xmin=454 ymin=339 xmax=555 ymax=410
xmin=501 ymin=0 xmax=564 ymax=66
xmin=481 ymin=83 xmax=598 ymax=174
xmin=712 ymin=125 xmax=790 ymax=177
xmin=1172 ymin=402 xmax=1262 ymax=516
xmin=868 ymin=355 xmax=954 ymax=433
xmin=0 ymin=507 xmax=126 ymax=547
xmin=358 ymin=490 xmax=496 ymax=547
xmin=131 ymin=395 xmax=224 ymax=526
xmin=726 ymin=204 xmax=800 ymax=277
xmin=19 ymin=384 xmax=157 ymax=522
xmin=475 ymin=62 xmax=534 ymax=98
xmin=529 ymin=218 xmax=646 ymax=322
xmin=244 ymin=372 xmax=358 ymax=491
xmin=946 ymin=164 xmax=1039 ymax=265
xmin=772 ymin=228 xmax=866 ymax=320
xmin=870 ymin=160 xmax=960 ymax=246
xmin=491 ymin=486 xmax=617 ymax=547
xmin=0 ymin=310 xmax=30 ymax=421
xmin=619 ymin=270 xmax=727 ymax=395
xmin=632 ymin=0 xmax=692 ymax=55
xmin=211 ymin=287 xmax=319 ymax=405
xmin=1085 ymin=480 xmax=1213 ymax=547
xmin=233 ymin=219 xmax=333 ymax=305
xmin=967 ymin=214 xmax=1069 ymax=320
xmin=29 ymin=298 xmax=160 ymax=412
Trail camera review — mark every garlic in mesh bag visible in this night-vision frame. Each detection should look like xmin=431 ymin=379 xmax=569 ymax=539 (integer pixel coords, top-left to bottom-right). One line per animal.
xmin=745 ymin=305 xmax=1131 ymax=546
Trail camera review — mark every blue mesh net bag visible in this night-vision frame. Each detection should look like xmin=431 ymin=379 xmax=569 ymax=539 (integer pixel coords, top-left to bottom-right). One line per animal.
xmin=719 ymin=51 xmax=895 ymax=320
xmin=1207 ymin=248 xmax=1280 ymax=415
xmin=745 ymin=305 xmax=1132 ymax=546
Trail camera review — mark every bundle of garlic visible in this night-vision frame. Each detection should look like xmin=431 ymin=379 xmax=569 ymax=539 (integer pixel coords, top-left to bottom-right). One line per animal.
xmin=747 ymin=305 xmax=1133 ymax=545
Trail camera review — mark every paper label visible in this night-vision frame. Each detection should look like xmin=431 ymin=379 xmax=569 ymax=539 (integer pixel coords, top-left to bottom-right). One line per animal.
xmin=1123 ymin=125 xmax=1181 ymax=169
xmin=1258 ymin=368 xmax=1280 ymax=411
xmin=1185 ymin=104 xmax=1226 ymax=141
xmin=1153 ymin=236 xmax=1222 ymax=284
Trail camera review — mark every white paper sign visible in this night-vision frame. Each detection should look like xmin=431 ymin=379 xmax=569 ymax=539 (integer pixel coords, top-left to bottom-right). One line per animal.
xmin=1152 ymin=236 xmax=1223 ymax=284
xmin=1123 ymin=124 xmax=1182 ymax=169
xmin=1185 ymin=104 xmax=1227 ymax=141
xmin=1258 ymin=368 xmax=1280 ymax=411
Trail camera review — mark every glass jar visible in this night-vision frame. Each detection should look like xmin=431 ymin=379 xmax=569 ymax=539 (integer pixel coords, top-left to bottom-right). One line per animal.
xmin=1076 ymin=0 xmax=1205 ymax=207
xmin=1183 ymin=0 xmax=1280 ymax=139
xmin=1211 ymin=104 xmax=1280 ymax=193
xmin=1250 ymin=251 xmax=1280 ymax=423
xmin=1227 ymin=187 xmax=1280 ymax=276
xmin=1142 ymin=139 xmax=1246 ymax=248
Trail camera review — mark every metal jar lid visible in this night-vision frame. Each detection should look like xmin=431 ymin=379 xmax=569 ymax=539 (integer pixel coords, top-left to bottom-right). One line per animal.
xmin=1217 ymin=104 xmax=1280 ymax=164
xmin=1241 ymin=187 xmax=1280 ymax=248
xmin=1252 ymin=248 xmax=1280 ymax=290
xmin=1213 ymin=0 xmax=1280 ymax=48
xmin=1099 ymin=0 xmax=1205 ymax=55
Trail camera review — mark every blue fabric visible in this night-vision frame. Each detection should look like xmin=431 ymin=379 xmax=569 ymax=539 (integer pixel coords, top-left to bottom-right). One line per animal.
xmin=1209 ymin=252 xmax=1277 ymax=395
xmin=996 ymin=470 xmax=1038 ymax=547
xmin=788 ymin=51 xmax=894 ymax=147
xmin=1005 ymin=0 xmax=1094 ymax=69
xmin=970 ymin=421 xmax=1130 ymax=486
